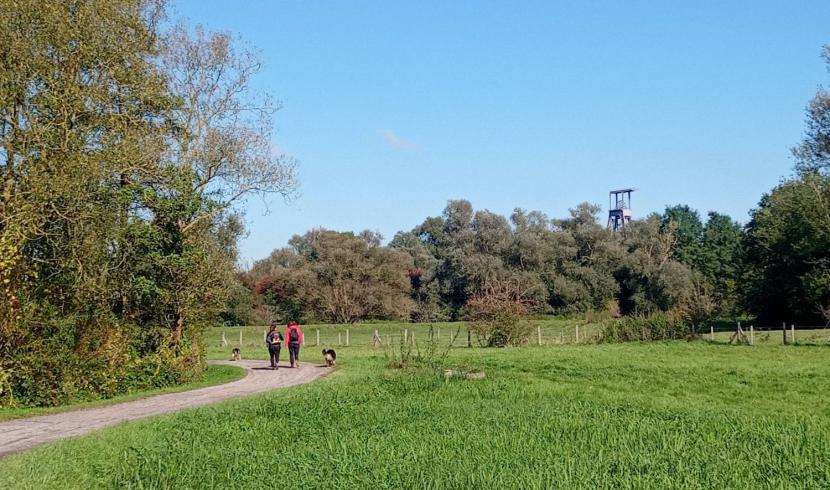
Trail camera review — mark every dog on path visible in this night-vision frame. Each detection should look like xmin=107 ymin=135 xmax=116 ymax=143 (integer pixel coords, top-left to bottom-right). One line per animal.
xmin=322 ymin=349 xmax=336 ymax=367
xmin=231 ymin=347 xmax=241 ymax=361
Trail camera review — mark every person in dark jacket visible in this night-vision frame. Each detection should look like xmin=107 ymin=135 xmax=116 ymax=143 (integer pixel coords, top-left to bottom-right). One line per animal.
xmin=265 ymin=323 xmax=283 ymax=370
xmin=285 ymin=321 xmax=304 ymax=368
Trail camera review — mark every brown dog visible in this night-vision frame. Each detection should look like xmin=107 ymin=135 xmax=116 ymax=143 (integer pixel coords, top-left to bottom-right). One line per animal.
xmin=322 ymin=349 xmax=336 ymax=367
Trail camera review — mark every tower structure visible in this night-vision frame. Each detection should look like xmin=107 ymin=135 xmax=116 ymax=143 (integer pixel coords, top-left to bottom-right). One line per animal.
xmin=607 ymin=188 xmax=635 ymax=234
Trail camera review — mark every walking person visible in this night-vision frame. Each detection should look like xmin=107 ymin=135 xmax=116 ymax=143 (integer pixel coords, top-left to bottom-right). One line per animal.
xmin=265 ymin=323 xmax=283 ymax=370
xmin=285 ymin=321 xmax=304 ymax=368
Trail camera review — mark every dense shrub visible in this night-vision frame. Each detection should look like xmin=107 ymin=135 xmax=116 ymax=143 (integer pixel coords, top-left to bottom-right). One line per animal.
xmin=595 ymin=312 xmax=698 ymax=343
xmin=2 ymin=314 xmax=204 ymax=407
xmin=466 ymin=283 xmax=533 ymax=347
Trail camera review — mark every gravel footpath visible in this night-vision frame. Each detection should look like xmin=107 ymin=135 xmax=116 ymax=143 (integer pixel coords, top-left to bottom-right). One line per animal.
xmin=0 ymin=360 xmax=330 ymax=458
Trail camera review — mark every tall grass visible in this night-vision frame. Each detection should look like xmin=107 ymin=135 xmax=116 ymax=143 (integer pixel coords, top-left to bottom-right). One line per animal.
xmin=384 ymin=324 xmax=460 ymax=369
xmin=1 ymin=343 xmax=828 ymax=489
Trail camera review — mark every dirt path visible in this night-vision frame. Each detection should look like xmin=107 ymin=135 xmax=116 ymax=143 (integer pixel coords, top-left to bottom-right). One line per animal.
xmin=0 ymin=360 xmax=330 ymax=458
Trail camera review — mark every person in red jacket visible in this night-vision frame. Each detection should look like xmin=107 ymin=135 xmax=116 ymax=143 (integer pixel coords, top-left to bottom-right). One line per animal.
xmin=285 ymin=321 xmax=304 ymax=368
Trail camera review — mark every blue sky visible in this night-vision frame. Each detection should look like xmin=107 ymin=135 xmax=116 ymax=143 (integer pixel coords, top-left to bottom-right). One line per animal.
xmin=173 ymin=0 xmax=830 ymax=264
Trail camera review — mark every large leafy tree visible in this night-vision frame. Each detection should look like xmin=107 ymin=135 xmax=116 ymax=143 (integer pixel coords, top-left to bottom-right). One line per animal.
xmin=793 ymin=45 xmax=830 ymax=176
xmin=253 ymin=230 xmax=415 ymax=324
xmin=147 ymin=24 xmax=297 ymax=347
xmin=661 ymin=205 xmax=704 ymax=267
xmin=0 ymin=0 xmax=175 ymax=405
xmin=616 ymin=214 xmax=701 ymax=316
xmin=0 ymin=0 xmax=296 ymax=406
xmin=745 ymin=174 xmax=830 ymax=323
xmin=549 ymin=203 xmax=621 ymax=314
xmin=388 ymin=230 xmax=443 ymax=321
xmin=744 ymin=43 xmax=830 ymax=323
xmin=698 ymin=212 xmax=744 ymax=316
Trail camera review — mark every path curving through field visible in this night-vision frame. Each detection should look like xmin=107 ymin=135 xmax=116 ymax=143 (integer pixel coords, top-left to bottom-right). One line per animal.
xmin=0 ymin=360 xmax=330 ymax=458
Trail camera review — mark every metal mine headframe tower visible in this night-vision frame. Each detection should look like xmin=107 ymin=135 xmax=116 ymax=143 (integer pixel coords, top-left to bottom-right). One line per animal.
xmin=607 ymin=188 xmax=636 ymax=234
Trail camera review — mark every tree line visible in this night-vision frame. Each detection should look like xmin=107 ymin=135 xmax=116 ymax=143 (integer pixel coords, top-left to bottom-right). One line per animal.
xmin=240 ymin=201 xmax=732 ymax=325
xmin=0 ymin=0 xmax=296 ymax=406
xmin=240 ymin=47 xmax=830 ymax=329
xmin=242 ymin=181 xmax=826 ymax=328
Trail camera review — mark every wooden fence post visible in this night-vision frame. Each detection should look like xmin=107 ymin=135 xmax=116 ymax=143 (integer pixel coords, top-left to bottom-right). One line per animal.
xmin=412 ymin=331 xmax=416 ymax=345
xmin=560 ymin=332 xmax=564 ymax=344
xmin=404 ymin=329 xmax=408 ymax=344
xmin=316 ymin=329 xmax=320 ymax=346
xmin=575 ymin=325 xmax=580 ymax=344
xmin=749 ymin=325 xmax=754 ymax=346
xmin=346 ymin=329 xmax=350 ymax=346
xmin=338 ymin=332 xmax=342 ymax=345
xmin=782 ymin=322 xmax=788 ymax=345
xmin=373 ymin=329 xmax=380 ymax=347
xmin=467 ymin=329 xmax=472 ymax=348
xmin=710 ymin=325 xmax=715 ymax=341
xmin=221 ymin=331 xmax=228 ymax=346
xmin=437 ymin=328 xmax=441 ymax=340
xmin=239 ymin=328 xmax=243 ymax=347
xmin=791 ymin=324 xmax=796 ymax=345
xmin=537 ymin=325 xmax=542 ymax=346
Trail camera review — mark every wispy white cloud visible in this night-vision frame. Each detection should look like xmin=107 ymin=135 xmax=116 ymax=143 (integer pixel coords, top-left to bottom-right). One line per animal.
xmin=380 ymin=129 xmax=417 ymax=150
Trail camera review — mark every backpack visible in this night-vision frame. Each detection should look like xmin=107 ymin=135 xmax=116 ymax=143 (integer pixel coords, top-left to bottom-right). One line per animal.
xmin=289 ymin=327 xmax=299 ymax=342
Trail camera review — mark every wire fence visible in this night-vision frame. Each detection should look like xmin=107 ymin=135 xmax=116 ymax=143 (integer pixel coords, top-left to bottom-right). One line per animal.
xmin=210 ymin=322 xmax=830 ymax=356
xmin=212 ymin=322 xmax=611 ymax=351
xmin=706 ymin=323 xmax=830 ymax=346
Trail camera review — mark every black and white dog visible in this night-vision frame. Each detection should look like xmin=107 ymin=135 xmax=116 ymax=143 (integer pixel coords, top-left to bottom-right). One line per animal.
xmin=231 ymin=347 xmax=241 ymax=361
xmin=322 ymin=349 xmax=337 ymax=367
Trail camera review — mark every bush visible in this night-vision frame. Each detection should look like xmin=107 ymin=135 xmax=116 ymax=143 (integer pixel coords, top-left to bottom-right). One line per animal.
xmin=466 ymin=283 xmax=533 ymax=347
xmin=0 ymin=366 xmax=11 ymax=406
xmin=595 ymin=312 xmax=698 ymax=343
xmin=1 ymin=314 xmax=205 ymax=408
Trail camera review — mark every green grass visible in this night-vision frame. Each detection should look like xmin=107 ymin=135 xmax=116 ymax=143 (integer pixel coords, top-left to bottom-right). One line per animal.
xmin=207 ymin=320 xmax=829 ymax=363
xmin=1 ymin=338 xmax=828 ymax=489
xmin=0 ymin=364 xmax=246 ymax=422
xmin=207 ymin=318 xmax=603 ymax=361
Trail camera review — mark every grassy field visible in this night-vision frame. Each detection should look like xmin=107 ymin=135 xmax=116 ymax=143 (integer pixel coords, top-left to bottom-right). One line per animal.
xmin=0 ymin=364 xmax=246 ymax=422
xmin=209 ymin=320 xmax=830 ymax=362
xmin=1 ymin=324 xmax=828 ymax=489
xmin=207 ymin=318 xmax=604 ymax=360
